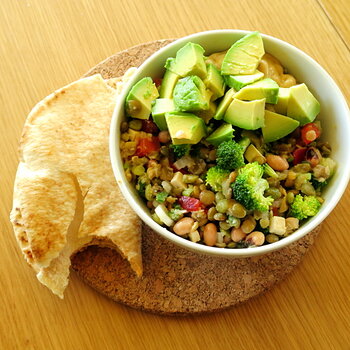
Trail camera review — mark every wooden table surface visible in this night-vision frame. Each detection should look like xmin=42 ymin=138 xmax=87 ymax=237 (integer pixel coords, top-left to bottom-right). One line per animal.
xmin=1 ymin=1 xmax=350 ymax=349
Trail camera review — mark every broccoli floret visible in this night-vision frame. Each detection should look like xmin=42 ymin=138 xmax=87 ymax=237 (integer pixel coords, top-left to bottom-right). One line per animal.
xmin=168 ymin=208 xmax=184 ymax=221
xmin=206 ymin=166 xmax=230 ymax=191
xmin=136 ymin=178 xmax=147 ymax=198
xmin=170 ymin=144 xmax=191 ymax=158
xmin=216 ymin=140 xmax=245 ymax=170
xmin=232 ymin=162 xmax=273 ymax=212
xmin=263 ymin=163 xmax=278 ymax=178
xmin=290 ymin=194 xmax=321 ymax=220
xmin=156 ymin=191 xmax=168 ymax=203
xmin=182 ymin=185 xmax=194 ymax=197
xmin=311 ymin=176 xmax=328 ymax=190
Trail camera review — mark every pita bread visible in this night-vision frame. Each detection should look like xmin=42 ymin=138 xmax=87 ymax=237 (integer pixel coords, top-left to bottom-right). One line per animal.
xmin=10 ymin=70 xmax=142 ymax=298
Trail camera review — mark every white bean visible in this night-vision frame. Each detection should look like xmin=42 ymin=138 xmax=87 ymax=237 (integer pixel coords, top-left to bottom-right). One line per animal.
xmin=173 ymin=217 xmax=194 ymax=236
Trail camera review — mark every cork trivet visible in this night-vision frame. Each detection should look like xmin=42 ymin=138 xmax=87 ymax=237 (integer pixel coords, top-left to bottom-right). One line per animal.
xmin=71 ymin=40 xmax=320 ymax=315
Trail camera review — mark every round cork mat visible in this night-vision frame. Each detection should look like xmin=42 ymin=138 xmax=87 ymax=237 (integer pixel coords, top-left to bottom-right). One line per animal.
xmin=71 ymin=40 xmax=320 ymax=315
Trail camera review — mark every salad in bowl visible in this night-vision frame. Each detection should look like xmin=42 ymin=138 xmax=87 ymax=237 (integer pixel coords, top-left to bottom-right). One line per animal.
xmin=110 ymin=30 xmax=350 ymax=256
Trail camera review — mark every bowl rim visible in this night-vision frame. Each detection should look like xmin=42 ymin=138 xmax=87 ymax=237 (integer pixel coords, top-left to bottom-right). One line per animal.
xmin=110 ymin=29 xmax=350 ymax=257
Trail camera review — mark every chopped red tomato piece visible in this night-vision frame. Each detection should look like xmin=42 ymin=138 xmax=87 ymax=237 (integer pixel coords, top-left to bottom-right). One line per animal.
xmin=136 ymin=137 xmax=160 ymax=157
xmin=153 ymin=78 xmax=162 ymax=88
xmin=178 ymin=196 xmax=203 ymax=212
xmin=292 ymin=147 xmax=307 ymax=165
xmin=272 ymin=207 xmax=279 ymax=216
xmin=300 ymin=123 xmax=321 ymax=145
xmin=142 ymin=119 xmax=159 ymax=134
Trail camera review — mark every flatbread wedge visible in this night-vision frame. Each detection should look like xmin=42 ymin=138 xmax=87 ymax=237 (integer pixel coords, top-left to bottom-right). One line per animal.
xmin=10 ymin=70 xmax=142 ymax=298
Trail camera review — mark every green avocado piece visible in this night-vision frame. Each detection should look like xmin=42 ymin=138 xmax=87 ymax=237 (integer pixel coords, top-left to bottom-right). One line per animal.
xmin=244 ymin=144 xmax=266 ymax=164
xmin=221 ymin=32 xmax=265 ymax=75
xmin=234 ymin=78 xmax=279 ymax=104
xmin=262 ymin=110 xmax=300 ymax=142
xmin=224 ymin=98 xmax=265 ymax=130
xmin=173 ymin=76 xmax=211 ymax=112
xmin=166 ymin=42 xmax=207 ymax=79
xmin=196 ymin=101 xmax=217 ymax=124
xmin=159 ymin=62 xmax=180 ymax=98
xmin=274 ymin=87 xmax=290 ymax=115
xmin=213 ymin=88 xmax=236 ymax=120
xmin=204 ymin=64 xmax=225 ymax=100
xmin=224 ymin=70 xmax=264 ymax=90
xmin=206 ymin=123 xmax=234 ymax=146
xmin=165 ymin=112 xmax=207 ymax=145
xmin=125 ymin=77 xmax=159 ymax=119
xmin=287 ymin=83 xmax=320 ymax=125
xmin=151 ymin=98 xmax=175 ymax=130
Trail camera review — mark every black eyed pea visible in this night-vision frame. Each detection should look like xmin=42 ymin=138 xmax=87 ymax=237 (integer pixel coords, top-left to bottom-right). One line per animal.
xmin=245 ymin=231 xmax=265 ymax=246
xmin=231 ymin=227 xmax=246 ymax=242
xmin=173 ymin=217 xmax=195 ymax=236
xmin=266 ymin=154 xmax=289 ymax=171
xmin=203 ymin=223 xmax=217 ymax=246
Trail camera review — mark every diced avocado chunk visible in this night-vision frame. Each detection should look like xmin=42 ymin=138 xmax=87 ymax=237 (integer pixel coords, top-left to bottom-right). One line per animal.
xmin=165 ymin=112 xmax=207 ymax=145
xmin=274 ymin=87 xmax=290 ymax=115
xmin=125 ymin=77 xmax=159 ymax=119
xmin=173 ymin=76 xmax=211 ymax=112
xmin=196 ymin=101 xmax=217 ymax=124
xmin=224 ymin=98 xmax=265 ymax=130
xmin=244 ymin=144 xmax=266 ymax=164
xmin=213 ymin=88 xmax=236 ymax=120
xmin=151 ymin=98 xmax=175 ymax=130
xmin=206 ymin=123 xmax=234 ymax=146
xmin=159 ymin=65 xmax=180 ymax=99
xmin=234 ymin=78 xmax=279 ymax=104
xmin=224 ymin=70 xmax=264 ymax=90
xmin=166 ymin=42 xmax=207 ymax=79
xmin=262 ymin=110 xmax=300 ymax=142
xmin=287 ymin=83 xmax=320 ymax=125
xmin=204 ymin=64 xmax=225 ymax=100
xmin=221 ymin=31 xmax=265 ymax=75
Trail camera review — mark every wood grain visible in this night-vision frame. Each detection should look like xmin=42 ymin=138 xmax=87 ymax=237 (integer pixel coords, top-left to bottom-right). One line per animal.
xmin=318 ymin=0 xmax=350 ymax=49
xmin=1 ymin=0 xmax=350 ymax=349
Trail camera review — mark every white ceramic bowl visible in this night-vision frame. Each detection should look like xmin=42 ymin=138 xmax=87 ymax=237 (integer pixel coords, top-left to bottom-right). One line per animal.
xmin=110 ymin=30 xmax=350 ymax=257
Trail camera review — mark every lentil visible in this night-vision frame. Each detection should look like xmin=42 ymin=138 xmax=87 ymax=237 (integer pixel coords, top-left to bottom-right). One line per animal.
xmin=199 ymin=190 xmax=215 ymax=205
xmin=216 ymin=199 xmax=229 ymax=213
xmin=266 ymin=234 xmax=279 ymax=243
xmin=207 ymin=207 xmax=217 ymax=221
xmin=241 ymin=216 xmax=256 ymax=234
xmin=229 ymin=203 xmax=246 ymax=218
